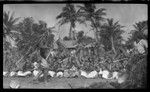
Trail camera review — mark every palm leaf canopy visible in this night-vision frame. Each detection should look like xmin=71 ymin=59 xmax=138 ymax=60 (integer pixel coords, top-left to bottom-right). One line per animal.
xmin=101 ymin=18 xmax=124 ymax=39
xmin=56 ymin=4 xmax=79 ymax=28
xmin=77 ymin=4 xmax=106 ymax=25
xmin=131 ymin=20 xmax=147 ymax=42
xmin=3 ymin=11 xmax=20 ymax=37
xmin=133 ymin=21 xmax=147 ymax=33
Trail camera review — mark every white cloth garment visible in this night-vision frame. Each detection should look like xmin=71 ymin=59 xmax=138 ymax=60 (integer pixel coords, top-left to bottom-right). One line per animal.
xmin=98 ymin=68 xmax=103 ymax=75
xmin=3 ymin=71 xmax=8 ymax=76
xmin=86 ymin=70 xmax=98 ymax=78
xmin=10 ymin=71 xmax=16 ymax=77
xmin=33 ymin=70 xmax=40 ymax=77
xmin=56 ymin=71 xmax=63 ymax=77
xmin=117 ymin=74 xmax=128 ymax=84
xmin=17 ymin=71 xmax=24 ymax=76
xmin=80 ymin=70 xmax=88 ymax=78
xmin=48 ymin=71 xmax=56 ymax=77
xmin=17 ymin=71 xmax=32 ymax=76
xmin=24 ymin=71 xmax=32 ymax=75
xmin=112 ymin=71 xmax=119 ymax=79
xmin=102 ymin=70 xmax=110 ymax=79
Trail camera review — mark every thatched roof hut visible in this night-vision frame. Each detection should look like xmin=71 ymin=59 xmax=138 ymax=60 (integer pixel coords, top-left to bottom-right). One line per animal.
xmin=55 ymin=38 xmax=77 ymax=49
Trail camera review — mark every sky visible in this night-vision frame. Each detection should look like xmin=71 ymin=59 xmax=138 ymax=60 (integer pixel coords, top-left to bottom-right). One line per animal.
xmin=3 ymin=4 xmax=147 ymax=41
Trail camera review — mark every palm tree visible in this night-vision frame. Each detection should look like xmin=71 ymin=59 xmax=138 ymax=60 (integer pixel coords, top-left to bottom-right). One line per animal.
xmin=56 ymin=4 xmax=85 ymax=40
xmin=125 ymin=20 xmax=148 ymax=54
xmin=131 ymin=20 xmax=147 ymax=43
xmin=3 ymin=11 xmax=21 ymax=51
xmin=3 ymin=11 xmax=20 ymax=40
xmin=77 ymin=4 xmax=106 ymax=43
xmin=100 ymin=18 xmax=124 ymax=55
xmin=122 ymin=20 xmax=148 ymax=89
xmin=3 ymin=11 xmax=20 ymax=71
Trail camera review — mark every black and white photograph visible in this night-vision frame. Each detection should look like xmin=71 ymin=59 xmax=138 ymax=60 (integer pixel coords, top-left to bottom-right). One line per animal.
xmin=3 ymin=3 xmax=148 ymax=89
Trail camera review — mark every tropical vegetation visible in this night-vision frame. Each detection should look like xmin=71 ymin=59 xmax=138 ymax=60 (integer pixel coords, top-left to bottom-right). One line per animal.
xmin=3 ymin=4 xmax=147 ymax=89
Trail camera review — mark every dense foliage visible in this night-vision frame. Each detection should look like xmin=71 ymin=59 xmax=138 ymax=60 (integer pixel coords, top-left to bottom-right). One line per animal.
xmin=3 ymin=4 xmax=147 ymax=89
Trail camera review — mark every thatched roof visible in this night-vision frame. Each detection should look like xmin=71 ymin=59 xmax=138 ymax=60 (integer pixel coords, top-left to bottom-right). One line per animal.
xmin=54 ymin=39 xmax=77 ymax=49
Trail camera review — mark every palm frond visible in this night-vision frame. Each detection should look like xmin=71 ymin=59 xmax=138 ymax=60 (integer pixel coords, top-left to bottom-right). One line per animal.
xmin=95 ymin=8 xmax=106 ymax=16
xmin=76 ymin=5 xmax=87 ymax=11
xmin=11 ymin=17 xmax=20 ymax=25
xmin=131 ymin=20 xmax=148 ymax=41
xmin=3 ymin=11 xmax=20 ymax=38
xmin=107 ymin=18 xmax=113 ymax=27
xmin=76 ymin=18 xmax=87 ymax=26
xmin=9 ymin=12 xmax=15 ymax=24
xmin=56 ymin=12 xmax=66 ymax=19
xmin=57 ymin=18 xmax=70 ymax=27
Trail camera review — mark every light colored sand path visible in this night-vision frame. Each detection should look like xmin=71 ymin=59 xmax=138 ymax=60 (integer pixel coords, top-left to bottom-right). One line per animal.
xmin=3 ymin=77 xmax=116 ymax=89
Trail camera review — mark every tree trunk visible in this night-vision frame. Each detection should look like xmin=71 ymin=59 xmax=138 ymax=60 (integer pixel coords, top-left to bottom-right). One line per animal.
xmin=111 ymin=36 xmax=116 ymax=55
xmin=69 ymin=23 xmax=72 ymax=40
xmin=91 ymin=18 xmax=99 ymax=43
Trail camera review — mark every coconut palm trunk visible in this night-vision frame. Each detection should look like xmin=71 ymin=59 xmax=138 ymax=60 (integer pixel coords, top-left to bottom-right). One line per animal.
xmin=111 ymin=36 xmax=116 ymax=55
xmin=69 ymin=23 xmax=73 ymax=40
xmin=91 ymin=18 xmax=99 ymax=43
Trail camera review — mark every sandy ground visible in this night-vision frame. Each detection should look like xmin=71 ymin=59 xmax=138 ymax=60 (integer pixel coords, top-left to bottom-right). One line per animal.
xmin=3 ymin=76 xmax=116 ymax=89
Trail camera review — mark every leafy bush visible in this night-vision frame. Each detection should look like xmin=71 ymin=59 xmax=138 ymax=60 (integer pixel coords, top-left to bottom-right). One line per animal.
xmin=3 ymin=46 xmax=22 ymax=72
xmin=126 ymin=54 xmax=147 ymax=88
